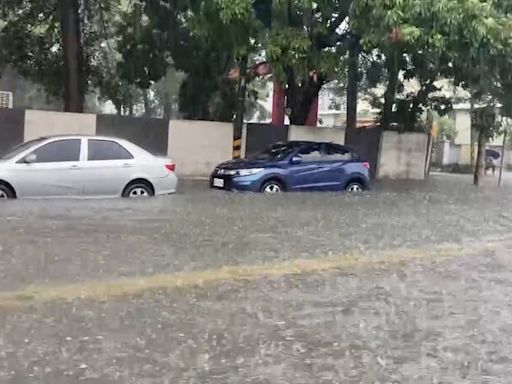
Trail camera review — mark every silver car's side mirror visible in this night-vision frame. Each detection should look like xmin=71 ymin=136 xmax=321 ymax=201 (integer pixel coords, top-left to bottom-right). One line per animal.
xmin=23 ymin=153 xmax=37 ymax=164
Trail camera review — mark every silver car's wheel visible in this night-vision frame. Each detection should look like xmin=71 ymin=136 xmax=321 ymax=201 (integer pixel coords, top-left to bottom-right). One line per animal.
xmin=122 ymin=182 xmax=154 ymax=198
xmin=129 ymin=187 xmax=150 ymax=197
xmin=346 ymin=182 xmax=364 ymax=192
xmin=261 ymin=181 xmax=283 ymax=194
xmin=0 ymin=184 xmax=15 ymax=200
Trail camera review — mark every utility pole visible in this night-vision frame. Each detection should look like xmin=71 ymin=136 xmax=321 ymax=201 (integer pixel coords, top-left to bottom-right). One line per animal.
xmin=499 ymin=129 xmax=508 ymax=187
xmin=345 ymin=33 xmax=360 ymax=145
xmin=233 ymin=57 xmax=248 ymax=158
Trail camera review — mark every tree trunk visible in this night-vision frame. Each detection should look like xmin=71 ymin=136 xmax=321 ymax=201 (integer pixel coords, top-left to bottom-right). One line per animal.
xmin=345 ymin=35 xmax=360 ymax=144
xmin=271 ymin=81 xmax=286 ymax=126
xmin=305 ymin=96 xmax=319 ymax=127
xmin=381 ymin=51 xmax=400 ymax=130
xmin=163 ymin=93 xmax=172 ymax=120
xmin=143 ymin=89 xmax=151 ymax=118
xmin=474 ymin=126 xmax=486 ymax=186
xmin=60 ymin=0 xmax=85 ymax=113
xmin=287 ymin=76 xmax=323 ymax=126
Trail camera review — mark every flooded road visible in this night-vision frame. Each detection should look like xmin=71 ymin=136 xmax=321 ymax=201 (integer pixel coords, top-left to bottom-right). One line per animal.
xmin=1 ymin=174 xmax=512 ymax=382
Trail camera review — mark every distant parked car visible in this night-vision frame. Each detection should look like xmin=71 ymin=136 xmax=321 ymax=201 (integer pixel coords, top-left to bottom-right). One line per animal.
xmin=210 ymin=141 xmax=370 ymax=194
xmin=485 ymin=149 xmax=501 ymax=175
xmin=0 ymin=135 xmax=177 ymax=199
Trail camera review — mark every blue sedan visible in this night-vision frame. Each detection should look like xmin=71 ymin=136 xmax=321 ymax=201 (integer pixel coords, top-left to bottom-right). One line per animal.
xmin=210 ymin=141 xmax=370 ymax=194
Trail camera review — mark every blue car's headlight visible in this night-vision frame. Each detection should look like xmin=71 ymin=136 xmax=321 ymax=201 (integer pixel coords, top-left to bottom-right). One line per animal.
xmin=235 ymin=168 xmax=264 ymax=176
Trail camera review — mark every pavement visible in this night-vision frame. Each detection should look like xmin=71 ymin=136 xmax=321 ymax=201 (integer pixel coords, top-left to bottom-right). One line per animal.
xmin=1 ymin=173 xmax=512 ymax=383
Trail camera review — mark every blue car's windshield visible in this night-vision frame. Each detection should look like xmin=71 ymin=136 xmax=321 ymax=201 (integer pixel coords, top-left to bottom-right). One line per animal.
xmin=251 ymin=143 xmax=302 ymax=161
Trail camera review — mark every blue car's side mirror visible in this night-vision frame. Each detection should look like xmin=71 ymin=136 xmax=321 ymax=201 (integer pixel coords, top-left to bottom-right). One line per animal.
xmin=290 ymin=156 xmax=302 ymax=164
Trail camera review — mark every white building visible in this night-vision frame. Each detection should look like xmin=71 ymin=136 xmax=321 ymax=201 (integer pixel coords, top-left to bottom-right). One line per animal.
xmin=0 ymin=91 xmax=13 ymax=109
xmin=246 ymin=81 xmax=378 ymax=126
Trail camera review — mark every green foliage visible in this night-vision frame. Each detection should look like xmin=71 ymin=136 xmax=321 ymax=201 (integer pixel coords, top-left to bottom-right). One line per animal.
xmin=245 ymin=78 xmax=271 ymax=121
xmin=438 ymin=115 xmax=457 ymax=142
xmin=350 ymin=0 xmax=512 ymax=130
xmin=0 ymin=0 xmax=123 ymax=106
xmin=116 ymin=4 xmax=169 ymax=90
xmin=4 ymin=0 xmax=512 ymax=132
xmin=129 ymin=0 xmax=257 ymax=121
xmin=472 ymin=106 xmax=502 ymax=141
xmin=153 ymin=67 xmax=185 ymax=119
xmin=0 ymin=0 xmax=66 ymax=98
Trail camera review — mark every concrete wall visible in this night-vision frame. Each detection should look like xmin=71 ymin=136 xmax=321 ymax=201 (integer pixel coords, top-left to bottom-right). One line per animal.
xmin=168 ymin=120 xmax=233 ymax=177
xmin=452 ymin=109 xmax=471 ymax=146
xmin=378 ymin=132 xmax=428 ymax=180
xmin=2 ymin=109 xmax=433 ymax=180
xmin=96 ymin=114 xmax=169 ymax=156
xmin=288 ymin=125 xmax=345 ymax=144
xmin=0 ymin=108 xmax=25 ymax=156
xmin=24 ymin=110 xmax=96 ymax=141
xmin=450 ymin=108 xmax=505 ymax=148
xmin=505 ymin=150 xmax=512 ymax=168
xmin=245 ymin=123 xmax=288 ymax=158
xmin=2 ymin=109 xmax=235 ymax=178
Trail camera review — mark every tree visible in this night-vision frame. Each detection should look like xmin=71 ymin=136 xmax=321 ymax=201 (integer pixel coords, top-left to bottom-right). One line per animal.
xmin=0 ymin=0 xmax=67 ymax=101
xmin=204 ymin=0 xmax=352 ymax=125
xmin=446 ymin=1 xmax=512 ymax=185
xmin=115 ymin=1 xmax=172 ymax=117
xmin=153 ymin=67 xmax=185 ymax=120
xmin=265 ymin=0 xmax=351 ymax=125
xmin=0 ymin=0 xmax=122 ymax=112
xmin=471 ymin=106 xmax=501 ymax=185
xmin=351 ymin=0 xmax=503 ymax=131
xmin=131 ymin=0 xmax=252 ymax=121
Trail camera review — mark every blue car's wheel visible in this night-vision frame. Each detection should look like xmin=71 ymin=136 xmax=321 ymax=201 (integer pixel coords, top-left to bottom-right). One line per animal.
xmin=261 ymin=180 xmax=283 ymax=194
xmin=346 ymin=181 xmax=364 ymax=192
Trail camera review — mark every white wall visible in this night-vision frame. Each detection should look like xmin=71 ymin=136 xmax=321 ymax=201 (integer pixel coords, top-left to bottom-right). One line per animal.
xmin=452 ymin=109 xmax=472 ymax=146
xmin=168 ymin=120 xmax=233 ymax=177
xmin=288 ymin=125 xmax=345 ymax=144
xmin=447 ymin=144 xmax=462 ymax=165
xmin=24 ymin=110 xmax=96 ymax=141
xmin=505 ymin=150 xmax=512 ymax=168
xmin=378 ymin=132 xmax=428 ymax=180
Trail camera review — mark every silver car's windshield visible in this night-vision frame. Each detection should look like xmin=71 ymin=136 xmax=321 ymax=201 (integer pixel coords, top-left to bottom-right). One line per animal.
xmin=1 ymin=138 xmax=45 ymax=160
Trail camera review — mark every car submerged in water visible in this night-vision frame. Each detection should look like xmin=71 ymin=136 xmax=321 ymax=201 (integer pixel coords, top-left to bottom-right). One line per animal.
xmin=211 ymin=141 xmax=370 ymax=194
xmin=0 ymin=135 xmax=178 ymax=199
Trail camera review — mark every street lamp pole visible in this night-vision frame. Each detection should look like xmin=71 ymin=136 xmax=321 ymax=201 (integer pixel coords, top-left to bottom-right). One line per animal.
xmin=498 ymin=129 xmax=507 ymax=187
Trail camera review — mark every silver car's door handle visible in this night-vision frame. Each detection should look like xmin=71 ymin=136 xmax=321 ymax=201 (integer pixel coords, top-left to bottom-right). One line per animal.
xmin=122 ymin=163 xmax=133 ymax=168
xmin=69 ymin=165 xmax=81 ymax=170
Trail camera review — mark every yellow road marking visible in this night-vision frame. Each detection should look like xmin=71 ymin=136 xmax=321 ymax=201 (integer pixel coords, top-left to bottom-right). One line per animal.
xmin=0 ymin=241 xmax=501 ymax=310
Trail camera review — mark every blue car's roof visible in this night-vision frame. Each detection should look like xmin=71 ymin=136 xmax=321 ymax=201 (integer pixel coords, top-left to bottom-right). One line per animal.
xmin=273 ymin=141 xmax=356 ymax=151
xmin=274 ymin=141 xmax=339 ymax=146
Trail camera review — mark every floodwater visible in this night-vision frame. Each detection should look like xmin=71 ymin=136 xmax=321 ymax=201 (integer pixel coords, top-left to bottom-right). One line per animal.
xmin=0 ymin=174 xmax=511 ymax=382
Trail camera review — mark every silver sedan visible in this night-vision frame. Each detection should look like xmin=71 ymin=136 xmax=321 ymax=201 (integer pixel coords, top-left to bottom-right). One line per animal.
xmin=0 ymin=135 xmax=178 ymax=199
